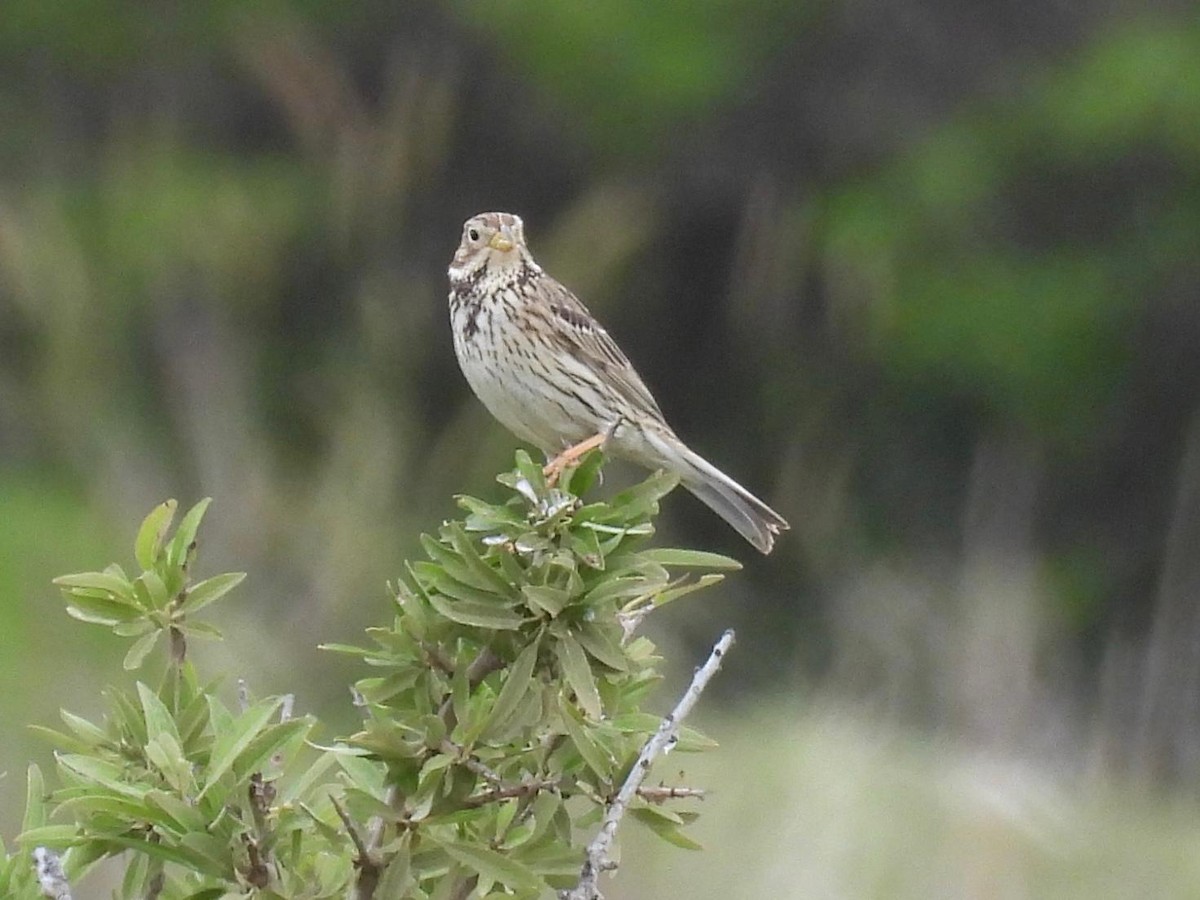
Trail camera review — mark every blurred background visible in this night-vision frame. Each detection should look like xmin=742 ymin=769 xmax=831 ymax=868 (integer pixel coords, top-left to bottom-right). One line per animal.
xmin=2 ymin=1 xmax=1200 ymax=896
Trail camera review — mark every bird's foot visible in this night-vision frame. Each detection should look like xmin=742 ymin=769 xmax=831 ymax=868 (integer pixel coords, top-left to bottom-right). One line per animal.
xmin=543 ymin=432 xmax=608 ymax=486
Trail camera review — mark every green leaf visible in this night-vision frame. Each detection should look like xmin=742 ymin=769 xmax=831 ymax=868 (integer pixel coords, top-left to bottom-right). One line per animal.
xmin=447 ymin=521 xmax=519 ymax=596
xmin=178 ymin=832 xmax=233 ymax=874
xmin=376 ymin=833 xmax=414 ymax=897
xmin=600 ymin=470 xmax=679 ymax=521
xmin=426 ymin=592 xmax=525 ymax=630
xmin=630 ymin=805 xmax=704 ymax=850
xmin=144 ymin=789 xmax=207 ymax=833
xmin=638 ymin=548 xmax=743 ymax=570
xmin=414 ymin=561 xmax=513 ymax=606
xmin=555 ymin=631 xmax=602 ymax=719
xmin=473 ymin=637 xmax=541 ymax=743
xmin=524 ymin=788 xmax=564 ymax=847
xmin=63 ymin=594 xmax=142 ymax=626
xmin=561 ymin=447 xmax=605 ymax=496
xmin=231 ymin=718 xmax=312 ymax=779
xmin=166 ymin=497 xmax=212 ymax=571
xmin=53 ymin=571 xmax=137 ymax=603
xmin=135 ymin=500 xmax=177 ymax=571
xmin=105 ymin=685 xmax=148 ymax=745
xmin=568 ymin=526 xmax=605 ymax=569
xmin=103 ymin=833 xmax=226 ymax=875
xmin=123 ymin=630 xmax=160 ymax=671
xmin=649 ymin=573 xmax=726 ymax=608
xmin=276 ymin=747 xmax=339 ymax=805
xmin=419 ymin=534 xmax=501 ymax=596
xmin=522 ymin=584 xmax=570 ymax=618
xmin=113 ymin=618 xmax=155 ymax=637
xmin=583 ymin=575 xmax=659 ymax=606
xmin=575 ymin=624 xmax=629 ymax=672
xmin=432 ymin=837 xmax=548 ymax=894
xmin=199 ymin=696 xmax=284 ymax=798
xmin=55 ymin=755 xmax=147 ymax=799
xmin=178 ymin=572 xmax=246 ymax=615
xmin=558 ymin=696 xmax=612 ymax=783
xmin=457 ymin=493 xmax=524 ymax=531
xmin=22 ymin=764 xmax=47 ymax=833
xmin=54 ymin=792 xmax=169 ymax=830
xmin=137 ymin=682 xmax=181 ymax=747
xmin=15 ymin=824 xmax=78 ymax=846
xmin=510 ymin=449 xmax=548 ymax=499
xmin=134 ymin=570 xmax=170 ymax=610
xmin=179 ymin=620 xmax=224 ymax=640
xmin=25 ymin=725 xmax=94 ymax=755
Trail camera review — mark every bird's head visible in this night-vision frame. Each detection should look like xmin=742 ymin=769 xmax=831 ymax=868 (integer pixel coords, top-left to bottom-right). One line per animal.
xmin=449 ymin=211 xmax=534 ymax=281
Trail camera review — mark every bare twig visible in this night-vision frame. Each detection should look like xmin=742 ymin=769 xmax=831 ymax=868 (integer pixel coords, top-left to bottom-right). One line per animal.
xmin=334 ymin=795 xmax=382 ymax=900
xmin=421 ymin=642 xmax=456 ymax=676
xmin=33 ymin=847 xmax=72 ymax=900
xmin=636 ymin=785 xmax=706 ymax=803
xmin=463 ymin=776 xmax=562 ymax=809
xmin=561 ymin=629 xmax=735 ymax=900
xmin=440 ymin=739 xmax=504 ymax=784
xmin=465 ymin=646 xmax=504 ymax=685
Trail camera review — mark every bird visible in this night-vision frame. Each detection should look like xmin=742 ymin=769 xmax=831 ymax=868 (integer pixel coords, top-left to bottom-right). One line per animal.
xmin=447 ymin=211 xmax=789 ymax=554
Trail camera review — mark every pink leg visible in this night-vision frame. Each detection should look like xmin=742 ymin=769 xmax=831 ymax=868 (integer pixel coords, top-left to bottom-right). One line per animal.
xmin=543 ymin=432 xmax=607 ymax=486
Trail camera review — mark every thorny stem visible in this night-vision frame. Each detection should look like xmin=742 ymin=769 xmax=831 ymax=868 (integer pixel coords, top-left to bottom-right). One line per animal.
xmin=561 ymin=629 xmax=736 ymax=900
xmin=336 ymin=795 xmax=382 ymax=900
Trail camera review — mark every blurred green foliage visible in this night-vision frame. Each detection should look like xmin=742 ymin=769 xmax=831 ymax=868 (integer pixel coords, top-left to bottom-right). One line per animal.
xmin=451 ymin=0 xmax=820 ymax=153
xmin=821 ymin=21 xmax=1200 ymax=439
xmin=2 ymin=1 xmax=1200 ymax=892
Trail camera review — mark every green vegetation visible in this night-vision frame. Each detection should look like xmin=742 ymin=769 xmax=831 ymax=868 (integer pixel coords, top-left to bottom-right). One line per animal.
xmin=1 ymin=454 xmax=733 ymax=898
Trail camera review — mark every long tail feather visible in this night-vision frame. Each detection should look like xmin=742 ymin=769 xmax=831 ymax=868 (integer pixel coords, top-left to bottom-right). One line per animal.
xmin=645 ymin=433 xmax=789 ymax=553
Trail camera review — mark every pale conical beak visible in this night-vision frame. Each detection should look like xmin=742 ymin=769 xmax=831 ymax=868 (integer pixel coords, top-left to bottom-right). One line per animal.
xmin=488 ymin=229 xmax=514 ymax=252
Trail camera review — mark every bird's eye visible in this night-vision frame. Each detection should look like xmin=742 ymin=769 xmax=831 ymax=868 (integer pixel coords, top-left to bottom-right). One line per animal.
xmin=468 ymin=228 xmax=480 ymax=242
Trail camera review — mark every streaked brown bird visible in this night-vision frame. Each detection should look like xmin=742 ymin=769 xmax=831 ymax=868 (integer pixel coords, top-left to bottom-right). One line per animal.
xmin=448 ymin=211 xmax=789 ymax=553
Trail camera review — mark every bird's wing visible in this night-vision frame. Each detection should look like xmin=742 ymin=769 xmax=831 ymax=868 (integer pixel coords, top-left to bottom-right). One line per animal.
xmin=542 ymin=277 xmax=667 ymax=425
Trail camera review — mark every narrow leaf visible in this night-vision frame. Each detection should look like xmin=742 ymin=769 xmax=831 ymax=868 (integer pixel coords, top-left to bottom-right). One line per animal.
xmin=426 ymin=593 xmax=525 ymax=630
xmin=630 ymin=805 xmax=704 ymax=850
xmin=447 ymin=522 xmax=518 ymax=596
xmin=558 ymin=697 xmax=612 ymax=782
xmin=123 ymin=631 xmax=160 ymax=671
xmin=473 ymin=637 xmax=541 ymax=743
xmin=650 ymin=573 xmax=725 ymax=608
xmin=166 ymin=497 xmax=212 ymax=570
xmin=135 ymin=500 xmax=177 ymax=571
xmin=575 ymin=624 xmax=629 ymax=672
xmin=137 ymin=682 xmax=181 ymax=746
xmin=199 ymin=697 xmax=284 ymax=798
xmin=22 ymin=764 xmax=47 ymax=832
xmin=522 ymin=584 xmax=570 ymax=618
xmin=53 ymin=571 xmax=137 ymax=603
xmin=178 ymin=572 xmax=246 ymax=615
xmin=638 ymin=548 xmax=743 ymax=570
xmin=433 ymin=837 xmax=548 ymax=894
xmin=555 ymin=632 xmax=602 ymax=719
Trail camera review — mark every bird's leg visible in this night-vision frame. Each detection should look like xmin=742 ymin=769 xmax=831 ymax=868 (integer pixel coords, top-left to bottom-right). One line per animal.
xmin=544 ymin=420 xmax=625 ymax=486
xmin=543 ymin=433 xmax=607 ymax=486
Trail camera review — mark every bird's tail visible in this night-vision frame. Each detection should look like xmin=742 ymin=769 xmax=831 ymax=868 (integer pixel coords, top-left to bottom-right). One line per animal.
xmin=646 ymin=432 xmax=790 ymax=554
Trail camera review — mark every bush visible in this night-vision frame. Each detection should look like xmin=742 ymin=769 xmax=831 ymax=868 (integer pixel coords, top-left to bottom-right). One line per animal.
xmin=2 ymin=451 xmax=740 ymax=899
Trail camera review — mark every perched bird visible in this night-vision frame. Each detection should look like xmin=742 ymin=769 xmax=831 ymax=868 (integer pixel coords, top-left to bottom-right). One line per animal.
xmin=448 ymin=211 xmax=789 ymax=554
